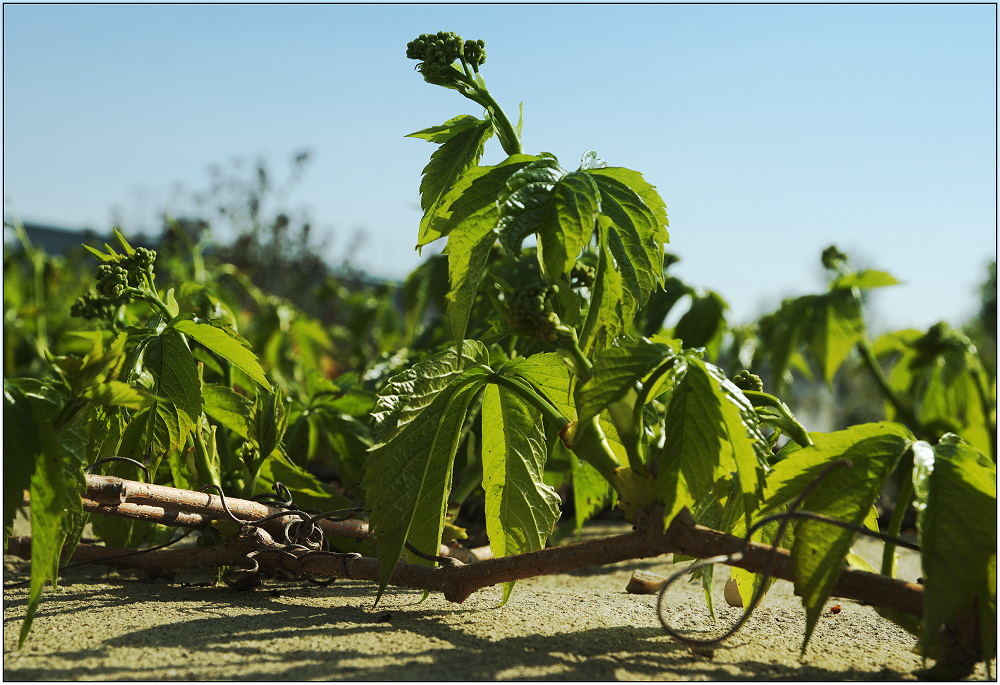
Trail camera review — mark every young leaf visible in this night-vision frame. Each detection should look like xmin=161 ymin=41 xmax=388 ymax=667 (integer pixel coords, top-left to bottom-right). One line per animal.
xmin=913 ymin=436 xmax=996 ymax=666
xmin=760 ymin=421 xmax=914 ymax=651
xmin=409 ymin=115 xmax=494 ymax=247
xmin=171 ymin=318 xmax=270 ymax=389
xmin=481 ymin=383 xmax=561 ymax=603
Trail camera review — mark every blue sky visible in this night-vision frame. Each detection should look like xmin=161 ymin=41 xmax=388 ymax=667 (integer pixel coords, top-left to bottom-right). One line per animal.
xmin=3 ymin=4 xmax=996 ymax=332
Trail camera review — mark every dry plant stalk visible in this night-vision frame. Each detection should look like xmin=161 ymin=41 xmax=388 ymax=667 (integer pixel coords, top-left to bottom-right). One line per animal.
xmin=9 ymin=475 xmax=924 ymax=621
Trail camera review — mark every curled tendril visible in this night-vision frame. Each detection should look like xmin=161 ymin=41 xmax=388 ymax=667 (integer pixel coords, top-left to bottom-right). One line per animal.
xmin=86 ymin=456 xmax=151 ymax=483
xmin=656 ymin=459 xmax=920 ymax=648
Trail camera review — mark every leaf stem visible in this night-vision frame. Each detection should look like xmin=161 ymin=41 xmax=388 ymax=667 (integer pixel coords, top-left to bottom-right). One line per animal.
xmin=487 ymin=372 xmax=569 ymax=431
xmin=880 ymin=470 xmax=913 ymax=577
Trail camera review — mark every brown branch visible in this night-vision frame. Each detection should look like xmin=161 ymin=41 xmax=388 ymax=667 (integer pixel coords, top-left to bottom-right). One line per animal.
xmin=6 ymin=508 xmax=924 ymax=622
xmin=82 ymin=474 xmax=371 ymax=541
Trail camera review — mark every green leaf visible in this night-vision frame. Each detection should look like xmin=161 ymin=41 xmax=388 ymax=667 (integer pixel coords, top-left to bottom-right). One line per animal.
xmin=423 ymin=154 xmax=540 ymax=246
xmin=673 ymin=290 xmax=728 ymax=351
xmin=505 ymin=352 xmax=575 ymax=420
xmin=830 ymin=269 xmax=899 ymax=291
xmin=202 ymin=384 xmax=252 ymax=439
xmin=363 ymin=364 xmax=490 ymax=603
xmin=172 ymin=318 xmax=270 ymax=389
xmin=3 ymin=383 xmax=39 ymax=540
xmin=757 ymin=290 xmax=865 ymax=390
xmin=577 ymin=338 xmax=677 ymax=426
xmin=125 ymin=330 xmax=202 ymax=476
xmin=655 ymin=355 xmax=746 ymax=528
xmin=913 ymin=436 xmax=996 ymax=664
xmin=587 ymin=167 xmax=669 ymax=321
xmin=371 ymin=340 xmax=490 ymax=445
xmin=571 ymin=449 xmax=613 ymax=531
xmin=248 ymin=387 xmax=289 ymax=463
xmin=363 ymin=341 xmax=491 ymax=600
xmin=580 ymin=222 xmax=627 ymax=354
xmin=481 ymin=383 xmax=561 ymax=603
xmin=12 ymin=385 xmax=88 ymax=645
xmin=761 ymin=421 xmax=914 ymax=650
xmin=444 ymin=201 xmax=499 ymax=345
xmin=409 ymin=115 xmax=494 ymax=247
xmin=705 ymin=364 xmax=770 ymax=526
xmin=80 ymin=381 xmax=154 ymax=411
xmin=537 ymin=170 xmax=601 ymax=279
xmin=496 ymin=156 xmax=565 ymax=257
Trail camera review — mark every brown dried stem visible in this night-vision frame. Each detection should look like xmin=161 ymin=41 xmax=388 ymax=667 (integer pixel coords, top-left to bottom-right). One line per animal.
xmin=7 ymin=506 xmax=924 ymax=621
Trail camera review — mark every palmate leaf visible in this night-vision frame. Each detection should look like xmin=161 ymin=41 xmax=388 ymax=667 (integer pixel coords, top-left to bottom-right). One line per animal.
xmin=172 ymin=318 xmax=270 ymax=389
xmin=913 ymin=436 xmax=996 ymax=665
xmin=409 ymin=115 xmax=494 ymax=247
xmin=760 ymin=421 xmax=914 ymax=651
xmin=363 ymin=341 xmax=491 ymax=602
xmin=481 ymin=383 xmax=561 ymax=603
xmin=655 ymin=353 xmax=769 ymax=530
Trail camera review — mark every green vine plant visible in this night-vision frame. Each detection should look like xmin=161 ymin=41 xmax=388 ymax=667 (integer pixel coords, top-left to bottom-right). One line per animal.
xmin=363 ymin=31 xmax=996 ymax=677
xmin=2 ymin=31 xmax=995 ymax=680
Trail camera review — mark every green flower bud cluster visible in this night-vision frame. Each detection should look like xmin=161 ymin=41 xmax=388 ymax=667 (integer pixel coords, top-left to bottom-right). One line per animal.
xmin=732 ymin=370 xmax=764 ymax=393
xmin=70 ymin=291 xmax=115 ymax=321
xmin=570 ymin=263 xmax=596 ymax=289
xmin=96 ymin=263 xmax=130 ymax=303
xmin=821 ymin=245 xmax=848 ymax=271
xmin=406 ymin=31 xmax=465 ymax=69
xmin=505 ymin=283 xmax=562 ymax=343
xmin=463 ymin=38 xmax=486 ymax=67
xmin=70 ymin=246 xmax=158 ymax=320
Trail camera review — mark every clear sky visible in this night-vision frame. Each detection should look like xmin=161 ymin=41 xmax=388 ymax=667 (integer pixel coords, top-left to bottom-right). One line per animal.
xmin=3 ymin=4 xmax=996 ymax=333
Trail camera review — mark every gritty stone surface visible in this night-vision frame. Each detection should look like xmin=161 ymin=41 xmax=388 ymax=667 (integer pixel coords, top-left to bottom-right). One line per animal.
xmin=3 ymin=522 xmax=994 ymax=681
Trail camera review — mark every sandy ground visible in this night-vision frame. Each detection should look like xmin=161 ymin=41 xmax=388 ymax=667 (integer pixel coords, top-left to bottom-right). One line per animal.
xmin=3 ymin=521 xmax=994 ymax=681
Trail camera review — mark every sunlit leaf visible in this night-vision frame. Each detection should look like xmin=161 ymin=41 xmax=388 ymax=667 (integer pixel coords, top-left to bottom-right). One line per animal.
xmin=481 ymin=383 xmax=561 ymax=603
xmin=761 ymin=421 xmax=914 ymax=650
xmin=172 ymin=318 xmax=270 ymax=389
xmin=409 ymin=115 xmax=494 ymax=246
xmin=913 ymin=436 xmax=996 ymax=665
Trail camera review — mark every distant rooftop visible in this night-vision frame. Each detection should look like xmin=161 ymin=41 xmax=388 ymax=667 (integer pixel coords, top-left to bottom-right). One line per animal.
xmin=3 ymin=221 xmax=109 ymax=256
